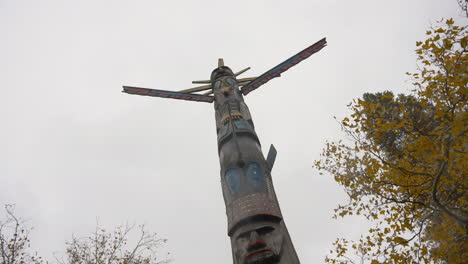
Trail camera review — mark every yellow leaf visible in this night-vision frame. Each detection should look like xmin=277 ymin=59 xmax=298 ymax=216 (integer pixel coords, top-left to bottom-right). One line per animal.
xmin=393 ymin=236 xmax=408 ymax=245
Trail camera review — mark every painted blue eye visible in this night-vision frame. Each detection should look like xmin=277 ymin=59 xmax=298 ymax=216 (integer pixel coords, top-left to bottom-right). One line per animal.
xmin=226 ymin=78 xmax=237 ymax=86
xmin=214 ymin=80 xmax=222 ymax=89
xmin=246 ymin=162 xmax=264 ymax=188
xmin=225 ymin=168 xmax=241 ymax=195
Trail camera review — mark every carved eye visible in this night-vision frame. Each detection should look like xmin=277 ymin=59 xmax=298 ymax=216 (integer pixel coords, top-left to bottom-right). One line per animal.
xmin=256 ymin=226 xmax=275 ymax=235
xmin=214 ymin=80 xmax=222 ymax=89
xmin=237 ymin=231 xmax=250 ymax=239
xmin=226 ymin=78 xmax=237 ymax=86
xmin=246 ymin=162 xmax=264 ymax=188
xmin=225 ymin=168 xmax=241 ymax=196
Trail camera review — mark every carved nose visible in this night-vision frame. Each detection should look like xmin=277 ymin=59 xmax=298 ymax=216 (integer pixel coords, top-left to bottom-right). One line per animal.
xmin=250 ymin=231 xmax=259 ymax=241
xmin=246 ymin=232 xmax=267 ymax=252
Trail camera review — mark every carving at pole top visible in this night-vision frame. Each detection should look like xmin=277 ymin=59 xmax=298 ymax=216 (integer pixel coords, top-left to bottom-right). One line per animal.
xmin=213 ymin=77 xmax=245 ymax=125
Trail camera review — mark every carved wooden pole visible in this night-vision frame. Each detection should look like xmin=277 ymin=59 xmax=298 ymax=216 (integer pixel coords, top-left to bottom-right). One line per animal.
xmin=212 ymin=66 xmax=300 ymax=264
xmin=123 ymin=38 xmax=327 ymax=264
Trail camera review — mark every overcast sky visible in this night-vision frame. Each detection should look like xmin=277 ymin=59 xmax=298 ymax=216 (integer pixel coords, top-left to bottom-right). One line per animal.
xmin=1 ymin=0 xmax=465 ymax=263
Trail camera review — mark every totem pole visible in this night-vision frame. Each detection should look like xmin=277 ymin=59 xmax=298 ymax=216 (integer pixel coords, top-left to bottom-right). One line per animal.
xmin=123 ymin=38 xmax=326 ymax=264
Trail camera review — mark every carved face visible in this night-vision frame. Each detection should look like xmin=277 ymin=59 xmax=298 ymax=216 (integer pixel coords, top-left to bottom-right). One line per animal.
xmin=214 ymin=77 xmax=238 ymax=95
xmin=233 ymin=220 xmax=283 ymax=264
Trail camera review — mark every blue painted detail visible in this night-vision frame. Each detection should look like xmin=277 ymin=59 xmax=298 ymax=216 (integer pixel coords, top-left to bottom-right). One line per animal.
xmin=246 ymin=162 xmax=264 ymax=188
xmin=214 ymin=81 xmax=222 ymax=89
xmin=270 ymin=54 xmax=300 ymax=74
xmin=233 ymin=120 xmax=251 ymax=130
xmin=226 ymin=78 xmax=237 ymax=86
xmin=225 ymin=168 xmax=241 ymax=196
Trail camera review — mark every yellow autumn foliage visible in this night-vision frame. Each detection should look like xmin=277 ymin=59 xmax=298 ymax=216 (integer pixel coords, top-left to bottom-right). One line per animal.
xmin=316 ymin=18 xmax=467 ymax=263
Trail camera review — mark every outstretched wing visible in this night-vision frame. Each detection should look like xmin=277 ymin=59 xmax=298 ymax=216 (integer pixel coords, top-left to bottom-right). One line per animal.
xmin=240 ymin=38 xmax=327 ymax=96
xmin=123 ymin=86 xmax=214 ymax=103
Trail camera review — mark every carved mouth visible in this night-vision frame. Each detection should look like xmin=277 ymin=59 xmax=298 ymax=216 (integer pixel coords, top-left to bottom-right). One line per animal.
xmin=246 ymin=249 xmax=274 ymax=260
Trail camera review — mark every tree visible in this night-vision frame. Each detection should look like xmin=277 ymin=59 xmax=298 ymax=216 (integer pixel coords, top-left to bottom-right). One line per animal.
xmin=0 ymin=205 xmax=43 ymax=264
xmin=315 ymin=18 xmax=467 ymax=263
xmin=458 ymin=0 xmax=468 ymax=17
xmin=56 ymin=224 xmax=170 ymax=264
xmin=0 ymin=204 xmax=169 ymax=264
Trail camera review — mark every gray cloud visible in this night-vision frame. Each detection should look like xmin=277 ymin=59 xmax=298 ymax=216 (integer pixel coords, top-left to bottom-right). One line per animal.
xmin=1 ymin=0 xmax=463 ymax=262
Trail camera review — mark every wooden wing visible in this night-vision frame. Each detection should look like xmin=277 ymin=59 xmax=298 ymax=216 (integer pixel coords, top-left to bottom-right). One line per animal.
xmin=123 ymin=86 xmax=214 ymax=103
xmin=240 ymin=38 xmax=327 ymax=95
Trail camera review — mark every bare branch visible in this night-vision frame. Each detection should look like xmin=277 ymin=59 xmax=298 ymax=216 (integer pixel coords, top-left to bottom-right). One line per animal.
xmin=60 ymin=223 xmax=169 ymax=264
